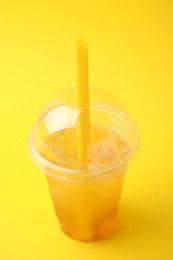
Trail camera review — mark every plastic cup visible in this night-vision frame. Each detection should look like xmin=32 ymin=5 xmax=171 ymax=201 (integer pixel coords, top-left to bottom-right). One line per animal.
xmin=29 ymin=87 xmax=139 ymax=242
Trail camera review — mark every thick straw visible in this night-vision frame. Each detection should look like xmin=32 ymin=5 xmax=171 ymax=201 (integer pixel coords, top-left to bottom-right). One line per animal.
xmin=76 ymin=40 xmax=90 ymax=162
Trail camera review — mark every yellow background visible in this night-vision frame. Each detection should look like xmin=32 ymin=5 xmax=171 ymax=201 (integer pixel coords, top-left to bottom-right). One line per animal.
xmin=0 ymin=0 xmax=173 ymax=259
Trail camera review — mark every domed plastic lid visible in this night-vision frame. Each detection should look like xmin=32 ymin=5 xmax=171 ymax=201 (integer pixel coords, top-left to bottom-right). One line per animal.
xmin=29 ymin=87 xmax=139 ymax=181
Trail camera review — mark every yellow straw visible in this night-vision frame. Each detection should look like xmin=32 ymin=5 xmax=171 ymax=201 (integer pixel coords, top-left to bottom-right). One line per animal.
xmin=75 ymin=39 xmax=90 ymax=162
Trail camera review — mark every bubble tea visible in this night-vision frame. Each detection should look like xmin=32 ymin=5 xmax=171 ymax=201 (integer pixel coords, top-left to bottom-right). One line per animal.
xmin=29 ymin=41 xmax=139 ymax=242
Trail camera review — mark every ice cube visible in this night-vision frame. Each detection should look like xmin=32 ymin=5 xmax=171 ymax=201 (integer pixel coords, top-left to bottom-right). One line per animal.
xmin=47 ymin=142 xmax=64 ymax=156
xmin=118 ymin=143 xmax=129 ymax=157
xmin=88 ymin=161 xmax=101 ymax=170
xmin=87 ymin=134 xmax=118 ymax=160
xmin=87 ymin=134 xmax=120 ymax=169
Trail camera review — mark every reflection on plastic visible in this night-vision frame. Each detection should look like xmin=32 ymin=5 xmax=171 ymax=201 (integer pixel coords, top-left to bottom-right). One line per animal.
xmin=44 ymin=105 xmax=80 ymax=134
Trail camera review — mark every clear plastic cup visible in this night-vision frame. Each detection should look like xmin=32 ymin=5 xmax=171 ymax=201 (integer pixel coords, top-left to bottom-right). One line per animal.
xmin=29 ymin=87 xmax=139 ymax=242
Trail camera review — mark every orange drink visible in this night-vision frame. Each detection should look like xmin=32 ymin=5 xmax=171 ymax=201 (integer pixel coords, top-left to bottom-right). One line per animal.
xmin=29 ymin=91 xmax=139 ymax=242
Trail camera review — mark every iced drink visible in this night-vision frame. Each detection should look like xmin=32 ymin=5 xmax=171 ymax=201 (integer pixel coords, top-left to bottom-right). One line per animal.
xmin=29 ymin=88 xmax=139 ymax=242
xmin=43 ymin=124 xmax=127 ymax=241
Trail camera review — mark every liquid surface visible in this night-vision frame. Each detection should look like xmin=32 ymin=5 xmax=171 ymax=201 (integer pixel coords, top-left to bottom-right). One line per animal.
xmin=41 ymin=124 xmax=129 ymax=171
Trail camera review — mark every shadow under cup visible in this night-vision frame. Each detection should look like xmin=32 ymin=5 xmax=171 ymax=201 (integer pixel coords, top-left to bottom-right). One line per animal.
xmin=29 ymin=88 xmax=139 ymax=242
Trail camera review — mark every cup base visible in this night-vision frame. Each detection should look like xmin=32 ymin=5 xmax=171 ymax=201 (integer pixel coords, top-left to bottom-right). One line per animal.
xmin=60 ymin=221 xmax=117 ymax=242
